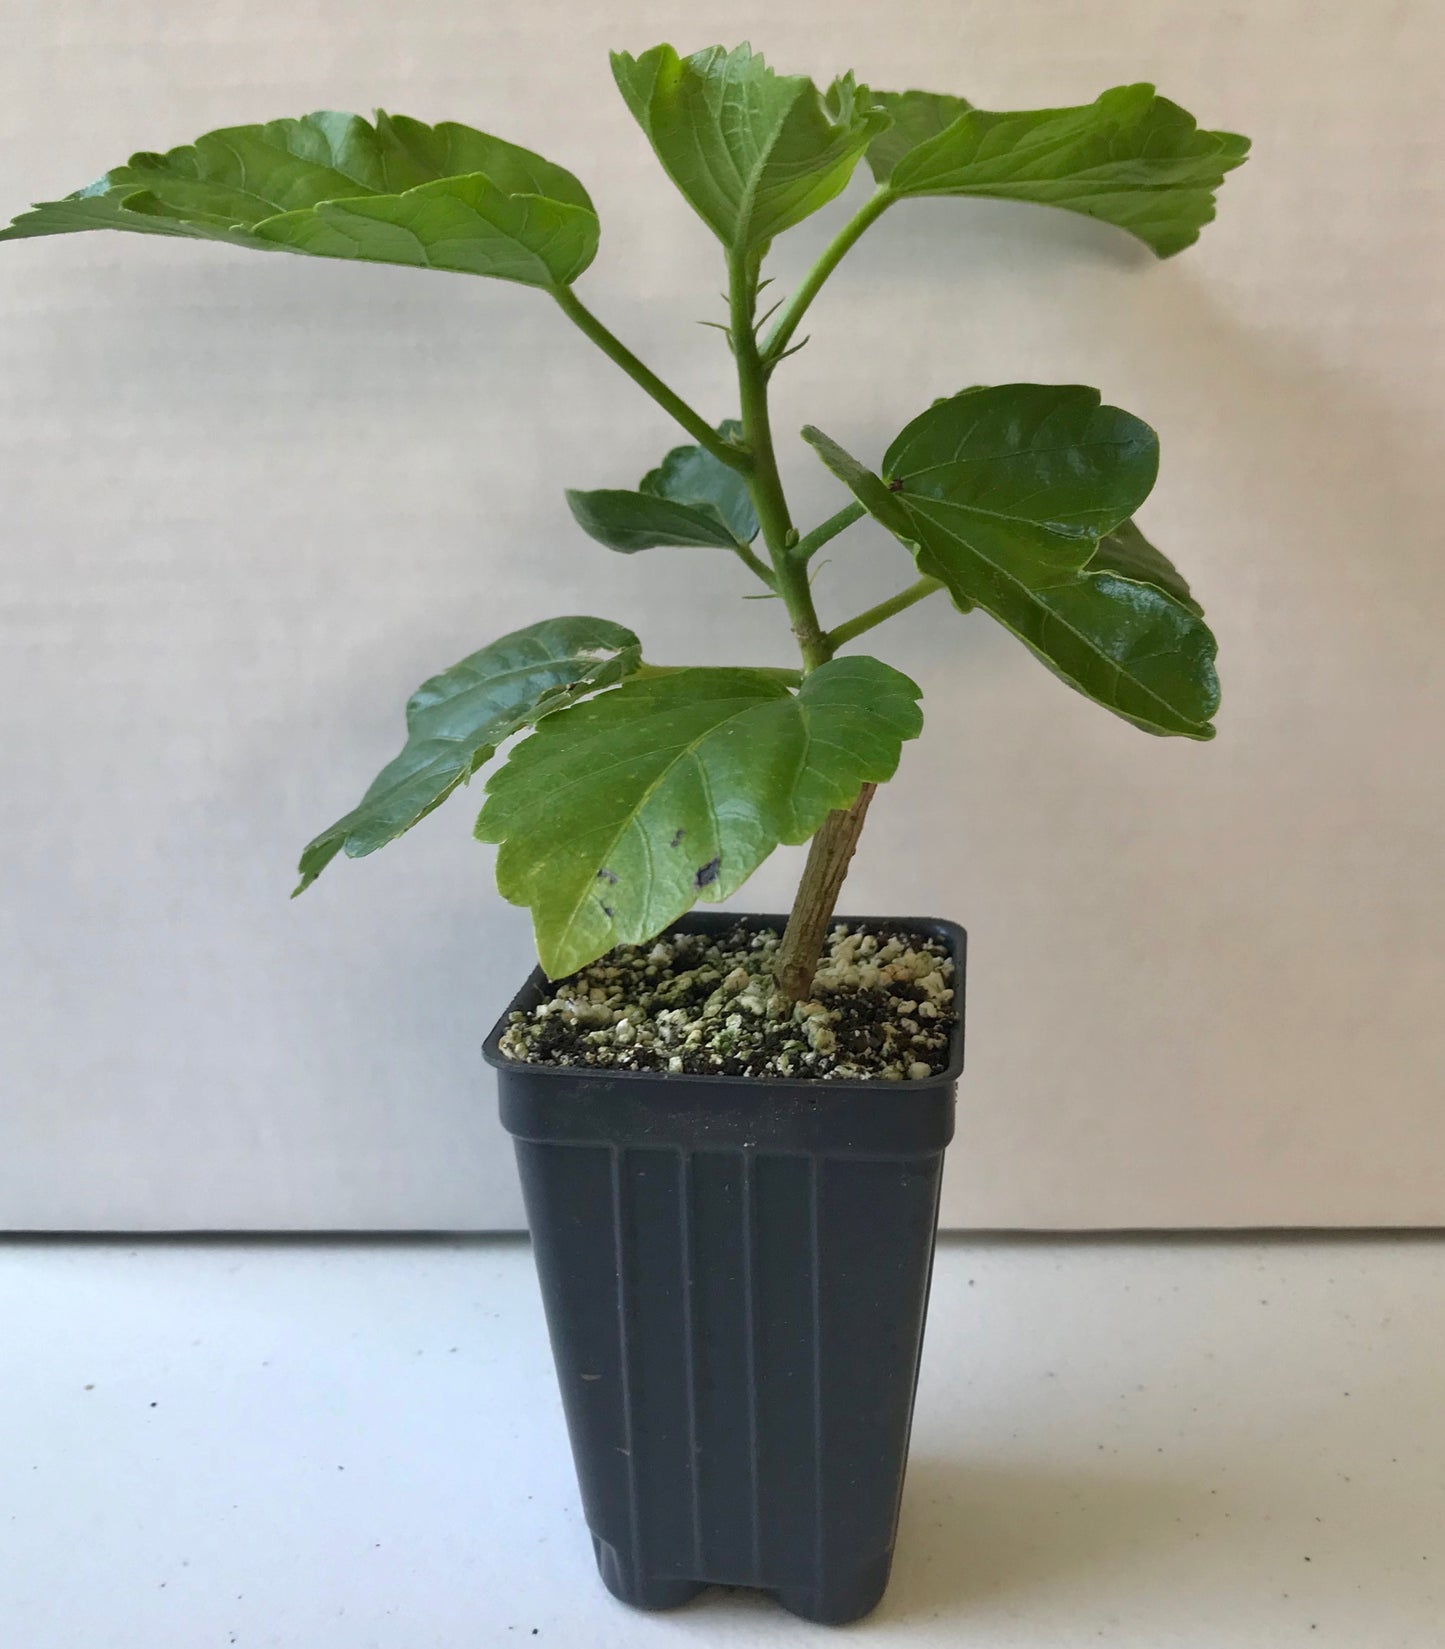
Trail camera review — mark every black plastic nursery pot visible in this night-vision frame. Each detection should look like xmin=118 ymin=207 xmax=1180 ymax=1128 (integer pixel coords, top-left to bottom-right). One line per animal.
xmin=483 ymin=911 xmax=965 ymax=1625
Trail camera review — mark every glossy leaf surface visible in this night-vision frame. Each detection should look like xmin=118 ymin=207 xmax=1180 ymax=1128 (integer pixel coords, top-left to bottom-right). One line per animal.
xmin=565 ymin=420 xmax=758 ymax=552
xmin=866 ymin=83 xmax=1249 ymax=256
xmin=1092 ymin=517 xmax=1202 ymax=615
xmin=805 ymin=385 xmax=1219 ymax=737
xmin=0 ymin=111 xmax=599 ymax=286
xmin=295 ymin=617 xmax=641 ymax=893
xmin=476 ymin=656 xmax=922 ymax=976
xmin=611 ymin=43 xmax=887 ymax=254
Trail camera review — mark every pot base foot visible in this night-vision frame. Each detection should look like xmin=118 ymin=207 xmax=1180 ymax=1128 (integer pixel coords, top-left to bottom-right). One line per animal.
xmin=590 ymin=1534 xmax=894 ymax=1624
xmin=774 ymin=1550 xmax=893 ymax=1624
xmin=592 ymin=1536 xmax=707 ymax=1612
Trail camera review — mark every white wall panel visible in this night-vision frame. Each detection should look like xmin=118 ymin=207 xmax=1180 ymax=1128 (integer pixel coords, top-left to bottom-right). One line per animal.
xmin=1 ymin=0 xmax=1440 ymax=1228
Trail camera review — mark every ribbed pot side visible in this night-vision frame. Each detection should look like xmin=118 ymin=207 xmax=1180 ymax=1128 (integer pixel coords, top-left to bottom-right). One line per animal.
xmin=485 ymin=913 xmax=965 ymax=1626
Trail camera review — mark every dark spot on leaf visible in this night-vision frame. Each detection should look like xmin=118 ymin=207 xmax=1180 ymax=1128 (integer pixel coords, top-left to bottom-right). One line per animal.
xmin=694 ymin=856 xmax=721 ymax=889
xmin=600 ymin=903 xmax=614 ymax=918
xmin=669 ymin=827 xmax=686 ymax=848
xmin=596 ymin=867 xmax=618 ymax=884
xmin=887 ymin=477 xmax=905 ymax=493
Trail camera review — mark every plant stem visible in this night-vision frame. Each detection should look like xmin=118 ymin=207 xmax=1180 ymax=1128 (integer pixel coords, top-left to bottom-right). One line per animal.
xmin=727 ymin=253 xmax=883 ymax=1000
xmin=795 ymin=501 xmax=865 ymax=563
xmin=759 ymin=189 xmax=894 ymax=369
xmin=773 ymin=784 xmax=878 ymax=999
xmin=550 ymin=284 xmax=750 ymax=473
xmin=633 ymin=662 xmax=801 ymax=687
xmin=728 ymin=253 xmax=831 ymax=673
xmin=827 ymin=576 xmax=946 ymax=650
xmin=729 ymin=541 xmax=777 ymax=589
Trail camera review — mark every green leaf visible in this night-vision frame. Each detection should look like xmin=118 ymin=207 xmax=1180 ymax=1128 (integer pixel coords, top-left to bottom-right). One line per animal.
xmin=565 ymin=419 xmax=758 ymax=551
xmin=640 ymin=418 xmax=756 ymax=539
xmin=565 ymin=491 xmax=741 ymax=552
xmin=611 ymin=43 xmax=888 ymax=255
xmin=865 ymin=83 xmax=1249 ymax=257
xmin=804 ymin=385 xmax=1219 ymax=738
xmin=1091 ymin=517 xmax=1202 ymax=615
xmin=865 ymin=90 xmax=973 ymax=185
xmin=475 ymin=656 xmax=922 ymax=976
xmin=294 ymin=616 xmax=641 ymax=894
xmin=0 ymin=111 xmax=599 ymax=287
xmin=800 ymin=425 xmax=910 ymax=531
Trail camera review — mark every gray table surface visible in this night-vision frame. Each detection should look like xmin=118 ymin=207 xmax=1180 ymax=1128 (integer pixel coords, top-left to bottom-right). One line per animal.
xmin=2 ymin=1235 xmax=1440 ymax=1647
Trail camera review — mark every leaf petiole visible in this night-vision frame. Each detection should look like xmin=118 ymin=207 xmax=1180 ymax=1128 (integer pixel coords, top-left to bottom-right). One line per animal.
xmin=759 ymin=187 xmax=894 ymax=369
xmin=826 ymin=576 xmax=947 ymax=650
xmin=550 ymin=284 xmax=751 ymax=472
xmin=794 ymin=500 xmax=865 ymax=562
xmin=731 ymin=541 xmax=779 ymax=589
xmin=631 ymin=661 xmax=802 ymax=688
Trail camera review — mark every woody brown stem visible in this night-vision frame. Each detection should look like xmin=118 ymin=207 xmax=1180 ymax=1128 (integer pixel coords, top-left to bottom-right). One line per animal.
xmin=774 ymin=783 xmax=878 ymax=1001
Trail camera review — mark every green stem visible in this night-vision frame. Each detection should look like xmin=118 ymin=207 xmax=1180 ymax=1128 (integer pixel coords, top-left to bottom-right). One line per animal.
xmin=634 ymin=661 xmax=800 ymax=688
xmin=550 ymin=284 xmax=749 ymax=473
xmin=826 ymin=576 xmax=945 ymax=650
xmin=728 ymin=250 xmax=847 ymax=1000
xmin=795 ymin=501 xmax=865 ymax=563
xmin=730 ymin=541 xmax=777 ymax=589
xmin=728 ymin=253 xmax=832 ymax=672
xmin=759 ymin=188 xmax=894 ymax=369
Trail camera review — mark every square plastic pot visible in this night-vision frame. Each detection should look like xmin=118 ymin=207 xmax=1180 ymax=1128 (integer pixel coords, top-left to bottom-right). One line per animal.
xmin=483 ymin=912 xmax=965 ymax=1624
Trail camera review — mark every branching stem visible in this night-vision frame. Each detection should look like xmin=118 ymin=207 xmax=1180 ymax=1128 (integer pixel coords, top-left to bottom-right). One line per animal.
xmin=564 ymin=203 xmax=915 ymax=999
xmin=729 ymin=250 xmax=892 ymax=999
xmin=551 ymin=284 xmax=750 ymax=472
xmin=759 ymin=188 xmax=894 ymax=369
xmin=729 ymin=253 xmax=831 ymax=674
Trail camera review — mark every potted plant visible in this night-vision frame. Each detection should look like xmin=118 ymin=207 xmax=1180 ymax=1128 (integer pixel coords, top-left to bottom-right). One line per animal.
xmin=3 ymin=42 xmax=1247 ymax=1623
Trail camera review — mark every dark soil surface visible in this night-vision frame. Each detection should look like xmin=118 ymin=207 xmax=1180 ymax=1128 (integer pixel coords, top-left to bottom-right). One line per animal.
xmin=498 ymin=921 xmax=957 ymax=1081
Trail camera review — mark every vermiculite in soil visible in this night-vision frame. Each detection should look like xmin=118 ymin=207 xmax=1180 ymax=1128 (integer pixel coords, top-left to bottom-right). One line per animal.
xmin=498 ymin=921 xmax=957 ymax=1081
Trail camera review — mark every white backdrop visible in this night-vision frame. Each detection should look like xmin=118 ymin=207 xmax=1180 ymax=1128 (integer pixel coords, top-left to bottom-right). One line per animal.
xmin=1 ymin=0 xmax=1442 ymax=1230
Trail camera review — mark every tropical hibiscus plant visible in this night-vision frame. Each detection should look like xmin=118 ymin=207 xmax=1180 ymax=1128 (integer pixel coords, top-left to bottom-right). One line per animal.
xmin=1 ymin=44 xmax=1248 ymax=998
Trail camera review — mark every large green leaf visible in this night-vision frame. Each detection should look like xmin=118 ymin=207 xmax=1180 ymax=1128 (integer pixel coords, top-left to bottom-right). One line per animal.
xmin=476 ymin=656 xmax=922 ymax=976
xmin=865 ymin=83 xmax=1249 ymax=257
xmin=295 ymin=616 xmax=641 ymax=894
xmin=611 ymin=43 xmax=888 ymax=255
xmin=0 ymin=111 xmax=599 ymax=287
xmin=804 ymin=385 xmax=1219 ymax=737
xmin=1091 ymin=517 xmax=1201 ymax=615
xmin=565 ymin=419 xmax=758 ymax=551
xmin=865 ymin=90 xmax=974 ymax=185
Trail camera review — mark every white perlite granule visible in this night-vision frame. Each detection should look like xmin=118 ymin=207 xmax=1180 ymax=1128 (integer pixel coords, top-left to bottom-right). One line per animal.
xmin=498 ymin=921 xmax=957 ymax=1081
